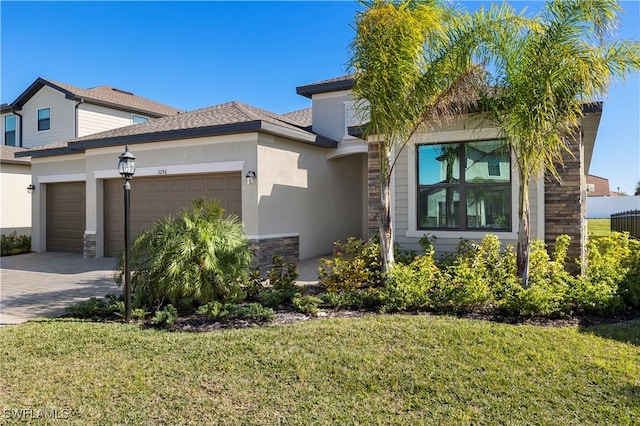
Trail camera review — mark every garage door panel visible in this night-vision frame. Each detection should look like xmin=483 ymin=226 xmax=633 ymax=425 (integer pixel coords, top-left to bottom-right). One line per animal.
xmin=104 ymin=173 xmax=242 ymax=257
xmin=47 ymin=182 xmax=86 ymax=253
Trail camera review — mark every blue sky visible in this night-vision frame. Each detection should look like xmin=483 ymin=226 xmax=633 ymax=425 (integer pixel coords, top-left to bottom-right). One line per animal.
xmin=2 ymin=1 xmax=638 ymax=194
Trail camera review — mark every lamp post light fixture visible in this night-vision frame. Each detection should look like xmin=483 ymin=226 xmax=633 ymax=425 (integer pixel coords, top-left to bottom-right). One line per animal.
xmin=245 ymin=170 xmax=256 ymax=185
xmin=118 ymin=145 xmax=136 ymax=322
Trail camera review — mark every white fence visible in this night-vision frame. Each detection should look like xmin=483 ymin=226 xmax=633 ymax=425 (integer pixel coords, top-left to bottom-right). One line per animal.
xmin=587 ymin=196 xmax=640 ymax=218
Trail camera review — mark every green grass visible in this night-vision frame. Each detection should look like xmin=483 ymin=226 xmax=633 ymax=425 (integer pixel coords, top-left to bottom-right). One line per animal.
xmin=587 ymin=218 xmax=612 ymax=238
xmin=1 ymin=316 xmax=639 ymax=425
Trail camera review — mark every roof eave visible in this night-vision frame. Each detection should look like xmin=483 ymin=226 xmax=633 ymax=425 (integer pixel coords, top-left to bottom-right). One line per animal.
xmin=296 ymin=78 xmax=355 ymax=99
xmin=12 ymin=78 xmax=76 ymax=110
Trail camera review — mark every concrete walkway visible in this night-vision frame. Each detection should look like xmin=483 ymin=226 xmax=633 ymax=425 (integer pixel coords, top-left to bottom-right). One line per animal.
xmin=0 ymin=252 xmax=324 ymax=325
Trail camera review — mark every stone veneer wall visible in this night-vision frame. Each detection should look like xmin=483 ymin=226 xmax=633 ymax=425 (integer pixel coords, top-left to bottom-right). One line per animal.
xmin=544 ymin=132 xmax=585 ymax=274
xmin=83 ymin=231 xmax=96 ymax=259
xmin=249 ymin=235 xmax=299 ymax=273
xmin=367 ymin=142 xmax=381 ymax=238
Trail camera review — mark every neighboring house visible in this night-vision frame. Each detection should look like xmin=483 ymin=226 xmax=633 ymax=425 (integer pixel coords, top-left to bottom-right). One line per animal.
xmin=1 ymin=77 xmax=182 ymax=237
xmin=16 ymin=74 xmax=602 ymax=272
xmin=1 ymin=77 xmax=183 ymax=149
xmin=0 ymin=146 xmax=31 ymax=236
xmin=587 ymin=174 xmax=611 ymax=196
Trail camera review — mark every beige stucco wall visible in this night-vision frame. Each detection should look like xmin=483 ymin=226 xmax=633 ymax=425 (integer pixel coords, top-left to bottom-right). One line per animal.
xmin=29 ymin=129 xmax=365 ymax=260
xmin=256 ymin=134 xmax=364 ymax=259
xmin=0 ymin=163 xmax=32 ymax=235
xmin=310 ymin=90 xmax=355 ymax=142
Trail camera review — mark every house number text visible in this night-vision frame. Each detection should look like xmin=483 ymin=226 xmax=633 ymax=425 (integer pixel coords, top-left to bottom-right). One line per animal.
xmin=158 ymin=169 xmax=168 ymax=175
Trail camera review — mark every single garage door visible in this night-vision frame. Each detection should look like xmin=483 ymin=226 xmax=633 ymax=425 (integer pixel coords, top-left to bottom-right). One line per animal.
xmin=104 ymin=173 xmax=242 ymax=257
xmin=47 ymin=181 xmax=86 ymax=253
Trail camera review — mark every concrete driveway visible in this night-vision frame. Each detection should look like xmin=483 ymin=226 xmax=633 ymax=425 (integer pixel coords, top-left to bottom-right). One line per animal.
xmin=0 ymin=252 xmax=324 ymax=325
xmin=0 ymin=252 xmax=120 ymax=325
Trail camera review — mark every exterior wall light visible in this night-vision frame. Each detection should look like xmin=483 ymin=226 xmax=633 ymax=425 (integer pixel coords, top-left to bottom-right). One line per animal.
xmin=27 ymin=184 xmax=35 ymax=194
xmin=246 ymin=170 xmax=256 ymax=185
xmin=118 ymin=145 xmax=136 ymax=323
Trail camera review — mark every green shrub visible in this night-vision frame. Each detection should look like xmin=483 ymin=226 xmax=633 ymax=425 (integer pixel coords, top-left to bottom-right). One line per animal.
xmin=228 ymin=303 xmax=274 ymax=321
xmin=65 ymin=293 xmax=147 ymax=321
xmin=255 ymin=288 xmax=297 ymax=308
xmin=197 ymin=302 xmax=274 ymax=322
xmin=381 ymin=253 xmax=440 ymax=312
xmin=319 ymin=237 xmax=382 ymax=291
xmin=268 ymin=256 xmax=299 ymax=291
xmin=499 ymin=238 xmax=572 ymax=317
xmin=1 ymin=232 xmax=31 ymax=256
xmin=115 ymin=198 xmax=251 ymax=309
xmin=292 ymin=294 xmax=322 ymax=315
xmin=151 ymin=304 xmax=179 ymax=325
xmin=320 ymin=290 xmax=382 ymax=310
xmin=196 ymin=301 xmax=231 ymax=320
xmin=572 ymin=232 xmax=640 ymax=313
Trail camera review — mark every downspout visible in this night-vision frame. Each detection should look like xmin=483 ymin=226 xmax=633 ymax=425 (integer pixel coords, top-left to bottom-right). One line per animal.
xmin=74 ymin=99 xmax=83 ymax=138
xmin=10 ymin=105 xmax=23 ymax=147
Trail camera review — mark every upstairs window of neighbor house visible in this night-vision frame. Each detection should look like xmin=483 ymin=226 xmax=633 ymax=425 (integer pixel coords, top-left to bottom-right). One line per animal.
xmin=37 ymin=108 xmax=50 ymax=131
xmin=417 ymin=140 xmax=511 ymax=231
xmin=4 ymin=115 xmax=16 ymax=146
xmin=132 ymin=115 xmax=148 ymax=124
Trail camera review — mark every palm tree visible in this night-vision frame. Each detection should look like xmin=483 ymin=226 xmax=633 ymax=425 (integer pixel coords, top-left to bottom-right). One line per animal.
xmin=479 ymin=0 xmax=640 ymax=285
xmin=348 ymin=0 xmax=523 ymax=271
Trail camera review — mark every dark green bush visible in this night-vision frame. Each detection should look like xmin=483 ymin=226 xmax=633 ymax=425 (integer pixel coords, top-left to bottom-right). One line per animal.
xmin=197 ymin=302 xmax=274 ymax=322
xmin=151 ymin=304 xmax=179 ymax=325
xmin=115 ymin=198 xmax=251 ymax=309
xmin=292 ymin=294 xmax=322 ymax=315
xmin=64 ymin=293 xmax=147 ymax=321
xmin=1 ymin=232 xmax=31 ymax=256
xmin=255 ymin=288 xmax=297 ymax=308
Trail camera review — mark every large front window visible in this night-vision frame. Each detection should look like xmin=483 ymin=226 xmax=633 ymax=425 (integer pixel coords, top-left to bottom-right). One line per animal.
xmin=417 ymin=140 xmax=511 ymax=231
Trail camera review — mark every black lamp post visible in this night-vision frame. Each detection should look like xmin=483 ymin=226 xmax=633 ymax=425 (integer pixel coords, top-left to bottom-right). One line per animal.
xmin=118 ymin=145 xmax=136 ymax=322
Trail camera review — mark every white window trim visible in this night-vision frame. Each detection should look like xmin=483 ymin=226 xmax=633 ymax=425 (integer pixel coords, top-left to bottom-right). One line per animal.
xmin=405 ymin=128 xmax=519 ymax=240
xmin=37 ymin=107 xmax=51 ymax=132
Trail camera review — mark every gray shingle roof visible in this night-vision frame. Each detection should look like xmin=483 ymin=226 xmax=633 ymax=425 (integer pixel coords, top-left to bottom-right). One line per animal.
xmin=17 ymin=101 xmax=337 ymax=158
xmin=0 ymin=145 xmax=30 ymax=165
xmin=11 ymin=78 xmax=183 ymax=117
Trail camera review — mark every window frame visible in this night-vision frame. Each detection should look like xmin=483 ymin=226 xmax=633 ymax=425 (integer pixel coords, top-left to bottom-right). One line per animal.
xmin=4 ymin=115 xmax=16 ymax=146
xmin=416 ymin=140 xmax=512 ymax=232
xmin=404 ymin=127 xmax=525 ymax=241
xmin=37 ymin=107 xmax=51 ymax=132
xmin=132 ymin=114 xmax=149 ymax=124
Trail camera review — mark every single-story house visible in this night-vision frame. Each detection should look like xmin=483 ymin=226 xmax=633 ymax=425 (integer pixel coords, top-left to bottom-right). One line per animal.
xmin=17 ymin=75 xmax=602 ymax=271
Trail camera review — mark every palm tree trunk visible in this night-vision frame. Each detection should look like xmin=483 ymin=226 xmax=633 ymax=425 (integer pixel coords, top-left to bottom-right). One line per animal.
xmin=517 ymin=177 xmax=530 ymax=287
xmin=379 ymin=175 xmax=394 ymax=273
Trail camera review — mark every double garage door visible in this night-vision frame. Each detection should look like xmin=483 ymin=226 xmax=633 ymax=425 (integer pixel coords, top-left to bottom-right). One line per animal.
xmin=45 ymin=174 xmax=241 ymax=256
xmin=104 ymin=173 xmax=242 ymax=257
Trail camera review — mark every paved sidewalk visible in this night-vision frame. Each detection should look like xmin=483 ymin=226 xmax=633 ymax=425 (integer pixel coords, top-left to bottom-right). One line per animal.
xmin=0 ymin=252 xmax=324 ymax=325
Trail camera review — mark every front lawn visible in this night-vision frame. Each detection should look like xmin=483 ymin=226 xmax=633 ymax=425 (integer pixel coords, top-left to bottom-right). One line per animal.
xmin=1 ymin=316 xmax=638 ymax=424
xmin=587 ymin=218 xmax=612 ymax=239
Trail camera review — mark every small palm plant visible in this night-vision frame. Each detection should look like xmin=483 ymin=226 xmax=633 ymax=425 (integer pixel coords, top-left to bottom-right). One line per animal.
xmin=115 ymin=198 xmax=251 ymax=310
